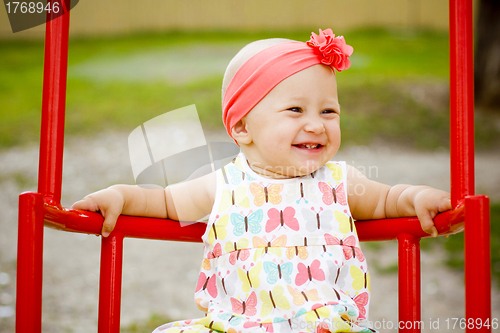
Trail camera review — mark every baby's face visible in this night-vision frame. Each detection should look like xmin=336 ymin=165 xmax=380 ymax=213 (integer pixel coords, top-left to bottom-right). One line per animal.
xmin=239 ymin=64 xmax=341 ymax=178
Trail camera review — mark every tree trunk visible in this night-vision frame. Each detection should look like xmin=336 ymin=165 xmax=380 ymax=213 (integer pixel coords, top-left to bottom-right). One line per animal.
xmin=474 ymin=0 xmax=500 ymax=109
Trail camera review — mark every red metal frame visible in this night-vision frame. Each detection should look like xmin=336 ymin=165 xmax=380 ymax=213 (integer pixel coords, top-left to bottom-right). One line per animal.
xmin=397 ymin=234 xmax=421 ymax=333
xmin=450 ymin=0 xmax=475 ymax=209
xmin=16 ymin=0 xmax=491 ymax=332
xmin=98 ymin=233 xmax=125 ymax=332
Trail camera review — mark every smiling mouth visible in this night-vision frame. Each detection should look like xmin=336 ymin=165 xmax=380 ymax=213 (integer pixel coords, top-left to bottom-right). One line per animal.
xmin=293 ymin=144 xmax=323 ymax=149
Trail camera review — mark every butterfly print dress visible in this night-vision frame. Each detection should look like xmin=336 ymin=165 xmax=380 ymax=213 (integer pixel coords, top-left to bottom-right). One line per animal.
xmin=154 ymin=153 xmax=376 ymax=333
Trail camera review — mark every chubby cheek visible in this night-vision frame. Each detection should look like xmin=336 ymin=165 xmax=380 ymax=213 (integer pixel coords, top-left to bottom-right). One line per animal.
xmin=267 ymin=141 xmax=289 ymax=159
xmin=332 ymin=133 xmax=341 ymax=151
xmin=263 ymin=126 xmax=293 ymax=149
xmin=329 ymin=126 xmax=341 ymax=148
xmin=255 ymin=133 xmax=285 ymax=160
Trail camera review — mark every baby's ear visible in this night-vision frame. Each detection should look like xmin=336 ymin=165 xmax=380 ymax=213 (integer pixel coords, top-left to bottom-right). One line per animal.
xmin=231 ymin=119 xmax=252 ymax=145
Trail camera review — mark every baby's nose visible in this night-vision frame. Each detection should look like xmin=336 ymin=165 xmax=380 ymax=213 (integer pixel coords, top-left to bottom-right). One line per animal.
xmin=304 ymin=117 xmax=325 ymax=133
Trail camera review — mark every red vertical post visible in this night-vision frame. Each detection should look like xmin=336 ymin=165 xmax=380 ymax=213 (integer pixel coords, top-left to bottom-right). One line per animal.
xmin=465 ymin=195 xmax=491 ymax=332
xmin=37 ymin=0 xmax=70 ymax=204
xmin=450 ymin=1 xmax=491 ymax=331
xmin=449 ymin=0 xmax=475 ymax=208
xmin=16 ymin=2 xmax=70 ymax=332
xmin=98 ymin=233 xmax=125 ymax=333
xmin=398 ymin=234 xmax=421 ymax=333
xmin=16 ymin=193 xmax=45 ymax=333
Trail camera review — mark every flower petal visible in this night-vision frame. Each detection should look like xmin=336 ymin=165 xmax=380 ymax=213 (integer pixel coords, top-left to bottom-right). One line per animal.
xmin=307 ymin=29 xmax=353 ymax=72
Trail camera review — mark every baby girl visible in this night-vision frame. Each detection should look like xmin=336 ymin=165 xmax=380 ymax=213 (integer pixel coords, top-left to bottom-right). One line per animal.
xmin=72 ymin=29 xmax=451 ymax=332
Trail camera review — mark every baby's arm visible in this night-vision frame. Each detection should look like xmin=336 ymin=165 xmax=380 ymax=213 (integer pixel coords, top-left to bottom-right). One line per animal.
xmin=71 ymin=172 xmax=216 ymax=237
xmin=347 ymin=165 xmax=451 ymax=237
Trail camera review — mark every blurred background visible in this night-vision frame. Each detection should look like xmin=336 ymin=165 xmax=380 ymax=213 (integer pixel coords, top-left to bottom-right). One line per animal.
xmin=0 ymin=0 xmax=499 ymax=332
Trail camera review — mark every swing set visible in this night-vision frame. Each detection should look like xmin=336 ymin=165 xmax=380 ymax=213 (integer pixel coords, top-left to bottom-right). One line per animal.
xmin=15 ymin=0 xmax=491 ymax=332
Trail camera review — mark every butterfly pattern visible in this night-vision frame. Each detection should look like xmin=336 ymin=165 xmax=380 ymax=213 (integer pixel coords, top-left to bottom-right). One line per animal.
xmin=318 ymin=181 xmax=347 ymax=206
xmin=252 ymin=234 xmax=287 ymax=260
xmin=225 ymin=239 xmax=250 ymax=265
xmin=295 ymin=260 xmax=326 ymax=286
xmin=266 ymin=207 xmax=299 ymax=232
xmin=302 ymin=207 xmax=334 ymax=233
xmin=263 ymin=261 xmax=293 ymax=284
xmin=325 ymin=234 xmax=365 ymax=262
xmin=218 ymin=186 xmax=250 ymax=212
xmin=230 ymin=209 xmax=263 ymax=236
xmin=155 ymin=153 xmax=376 ymax=333
xmin=208 ymin=214 xmax=228 ymax=245
xmin=250 ymin=182 xmax=284 ymax=206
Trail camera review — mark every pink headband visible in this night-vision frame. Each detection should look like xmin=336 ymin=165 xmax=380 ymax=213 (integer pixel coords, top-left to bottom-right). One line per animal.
xmin=222 ymin=28 xmax=353 ymax=138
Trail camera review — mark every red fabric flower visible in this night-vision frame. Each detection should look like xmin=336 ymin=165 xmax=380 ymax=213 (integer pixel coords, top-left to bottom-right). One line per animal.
xmin=307 ymin=28 xmax=353 ymax=72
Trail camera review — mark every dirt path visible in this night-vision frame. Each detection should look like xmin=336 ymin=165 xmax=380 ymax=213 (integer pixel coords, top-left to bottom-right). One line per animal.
xmin=0 ymin=131 xmax=498 ymax=332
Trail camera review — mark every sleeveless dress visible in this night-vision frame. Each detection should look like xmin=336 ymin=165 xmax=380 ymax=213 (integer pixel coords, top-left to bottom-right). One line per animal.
xmin=154 ymin=153 xmax=376 ymax=333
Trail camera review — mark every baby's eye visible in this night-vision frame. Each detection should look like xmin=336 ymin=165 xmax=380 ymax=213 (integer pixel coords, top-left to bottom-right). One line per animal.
xmin=287 ymin=107 xmax=302 ymax=113
xmin=322 ymin=109 xmax=339 ymax=115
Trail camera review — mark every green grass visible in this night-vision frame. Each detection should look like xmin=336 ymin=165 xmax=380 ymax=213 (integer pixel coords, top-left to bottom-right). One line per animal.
xmin=3 ymin=28 xmax=498 ymax=150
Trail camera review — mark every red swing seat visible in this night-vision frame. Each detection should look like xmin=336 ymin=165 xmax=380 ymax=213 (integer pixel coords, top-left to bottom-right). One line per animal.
xmin=16 ymin=0 xmax=491 ymax=332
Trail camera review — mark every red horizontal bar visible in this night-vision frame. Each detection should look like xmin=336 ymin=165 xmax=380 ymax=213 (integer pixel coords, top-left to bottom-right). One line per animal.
xmin=41 ymin=193 xmax=465 ymax=242
xmin=356 ymin=203 xmax=464 ymax=241
xmin=43 ymin=201 xmax=206 ymax=242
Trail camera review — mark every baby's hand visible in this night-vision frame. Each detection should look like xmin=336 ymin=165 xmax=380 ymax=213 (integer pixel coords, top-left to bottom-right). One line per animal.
xmin=412 ymin=188 xmax=452 ymax=237
xmin=71 ymin=188 xmax=125 ymax=237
